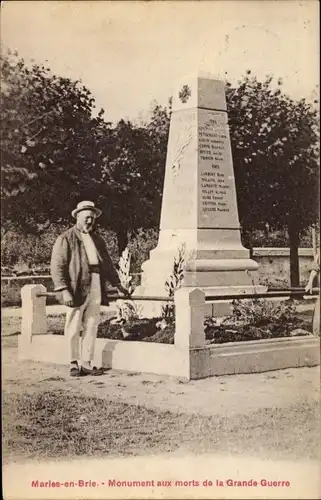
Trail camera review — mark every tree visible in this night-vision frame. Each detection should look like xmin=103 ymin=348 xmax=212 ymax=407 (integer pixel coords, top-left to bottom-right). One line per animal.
xmin=1 ymin=48 xmax=113 ymax=233
xmin=96 ymin=104 xmax=169 ymax=254
xmin=226 ymin=72 xmax=319 ymax=285
xmin=1 ymin=49 xmax=170 ymax=256
xmin=2 ymin=47 xmax=318 ymax=284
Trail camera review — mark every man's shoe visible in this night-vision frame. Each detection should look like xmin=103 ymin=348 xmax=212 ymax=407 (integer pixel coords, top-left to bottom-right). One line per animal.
xmin=91 ymin=366 xmax=105 ymax=376
xmin=70 ymin=364 xmax=80 ymax=377
xmin=80 ymin=365 xmax=92 ymax=376
xmin=80 ymin=365 xmax=104 ymax=376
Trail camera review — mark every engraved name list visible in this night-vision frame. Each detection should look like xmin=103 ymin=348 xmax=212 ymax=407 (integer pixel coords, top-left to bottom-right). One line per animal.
xmin=199 ymin=113 xmax=231 ymax=216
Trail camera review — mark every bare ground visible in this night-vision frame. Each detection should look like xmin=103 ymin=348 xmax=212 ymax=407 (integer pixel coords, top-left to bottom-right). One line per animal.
xmin=2 ymin=324 xmax=320 ymax=466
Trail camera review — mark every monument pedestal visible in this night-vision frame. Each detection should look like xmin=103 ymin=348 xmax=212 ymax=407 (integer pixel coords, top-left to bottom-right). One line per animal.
xmin=134 ymin=73 xmax=266 ymax=318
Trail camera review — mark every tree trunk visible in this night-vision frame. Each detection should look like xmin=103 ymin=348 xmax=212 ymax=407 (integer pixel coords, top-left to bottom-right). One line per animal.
xmin=116 ymin=227 xmax=128 ymax=256
xmin=288 ymin=222 xmax=300 ymax=287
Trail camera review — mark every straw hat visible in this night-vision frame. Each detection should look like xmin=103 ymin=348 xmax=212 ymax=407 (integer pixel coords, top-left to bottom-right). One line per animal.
xmin=71 ymin=201 xmax=102 ymax=219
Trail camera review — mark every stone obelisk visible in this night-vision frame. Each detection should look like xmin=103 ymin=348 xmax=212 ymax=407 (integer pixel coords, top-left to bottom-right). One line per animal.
xmin=135 ymin=73 xmax=265 ymax=315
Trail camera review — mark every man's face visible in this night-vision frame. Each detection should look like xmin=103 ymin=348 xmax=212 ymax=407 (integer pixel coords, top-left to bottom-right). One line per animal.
xmin=76 ymin=210 xmax=97 ymax=233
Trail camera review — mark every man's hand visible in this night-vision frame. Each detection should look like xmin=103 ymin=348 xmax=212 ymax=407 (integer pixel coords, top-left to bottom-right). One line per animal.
xmin=305 ymin=270 xmax=318 ymax=294
xmin=117 ymin=285 xmax=131 ymax=298
xmin=62 ymin=289 xmax=74 ymax=307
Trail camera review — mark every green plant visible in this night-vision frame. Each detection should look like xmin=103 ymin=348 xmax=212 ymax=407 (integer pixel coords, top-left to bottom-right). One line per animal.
xmin=227 ymin=298 xmax=299 ymax=330
xmin=117 ymin=247 xmax=132 ymax=291
xmin=113 ymin=247 xmax=142 ymax=325
xmin=127 ymin=228 xmax=159 ymax=277
xmin=203 ymin=298 xmax=309 ymax=343
xmin=162 ymin=244 xmax=187 ymax=324
xmin=1 ymin=226 xmax=118 ymax=273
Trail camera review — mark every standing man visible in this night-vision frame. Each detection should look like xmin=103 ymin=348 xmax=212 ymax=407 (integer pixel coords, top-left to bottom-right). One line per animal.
xmin=51 ymin=201 xmax=129 ymax=377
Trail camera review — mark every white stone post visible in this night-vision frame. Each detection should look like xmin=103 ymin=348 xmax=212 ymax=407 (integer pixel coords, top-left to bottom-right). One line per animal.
xmin=174 ymin=287 xmax=206 ymax=349
xmin=21 ymin=284 xmax=47 ymax=343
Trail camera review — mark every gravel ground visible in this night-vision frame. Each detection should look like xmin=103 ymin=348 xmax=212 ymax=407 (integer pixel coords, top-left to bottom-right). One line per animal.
xmin=2 ymin=321 xmax=320 ymax=500
xmin=2 ymin=332 xmax=320 ymax=463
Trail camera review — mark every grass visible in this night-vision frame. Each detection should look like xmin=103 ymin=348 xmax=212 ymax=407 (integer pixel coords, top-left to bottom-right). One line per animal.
xmin=2 ymin=389 xmax=320 ymax=464
xmin=2 ymin=390 xmax=184 ymax=462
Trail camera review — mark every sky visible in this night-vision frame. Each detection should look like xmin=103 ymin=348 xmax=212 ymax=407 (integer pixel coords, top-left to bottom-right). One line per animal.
xmin=1 ymin=0 xmax=319 ymax=124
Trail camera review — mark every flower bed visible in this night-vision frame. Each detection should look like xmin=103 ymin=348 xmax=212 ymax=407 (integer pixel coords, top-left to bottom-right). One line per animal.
xmin=97 ymin=318 xmax=175 ymax=344
xmin=93 ymin=309 xmax=313 ymax=345
xmin=43 ymin=298 xmax=316 ymax=345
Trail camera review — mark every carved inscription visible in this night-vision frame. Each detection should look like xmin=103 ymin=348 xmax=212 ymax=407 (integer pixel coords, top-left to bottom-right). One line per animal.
xmin=199 ymin=115 xmax=230 ymax=214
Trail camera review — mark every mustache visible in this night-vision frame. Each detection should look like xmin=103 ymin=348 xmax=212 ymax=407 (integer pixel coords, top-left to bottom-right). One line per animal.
xmin=84 ymin=221 xmax=96 ymax=230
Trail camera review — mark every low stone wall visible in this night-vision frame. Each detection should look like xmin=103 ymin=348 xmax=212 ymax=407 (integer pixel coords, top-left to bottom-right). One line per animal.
xmin=19 ymin=335 xmax=190 ymax=379
xmin=1 ymin=248 xmax=315 ymax=293
xmin=18 ymin=284 xmax=320 ymax=380
xmin=190 ymin=336 xmax=320 ymax=379
xmin=253 ymin=248 xmax=315 ymax=287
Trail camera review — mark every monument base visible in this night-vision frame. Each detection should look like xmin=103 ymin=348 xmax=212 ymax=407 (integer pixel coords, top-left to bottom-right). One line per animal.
xmin=134 ymin=251 xmax=266 ymax=318
xmin=134 ymin=283 xmax=267 ymax=318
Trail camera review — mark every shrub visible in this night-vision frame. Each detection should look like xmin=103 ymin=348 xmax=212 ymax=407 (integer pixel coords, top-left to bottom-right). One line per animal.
xmin=1 ymin=226 xmax=119 ymax=273
xmin=96 ymin=227 xmax=119 ymax=264
xmin=1 ymin=277 xmax=58 ymax=307
xmin=204 ymin=298 xmax=301 ymax=339
xmin=229 ymin=298 xmax=299 ymax=329
xmin=1 ymin=224 xmax=72 ymax=270
xmin=127 ymin=228 xmax=159 ymax=274
xmin=112 ymin=247 xmax=142 ymax=326
xmin=162 ymin=244 xmax=186 ymax=324
xmin=247 ymin=226 xmax=319 ymax=248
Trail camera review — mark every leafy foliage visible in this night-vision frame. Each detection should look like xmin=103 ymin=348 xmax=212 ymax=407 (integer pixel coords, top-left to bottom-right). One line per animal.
xmin=227 ymin=298 xmax=299 ymax=329
xmin=127 ymin=227 xmax=159 ymax=278
xmin=227 ymin=71 xmax=319 ymax=236
xmin=2 ymin=49 xmax=319 ymax=281
xmin=1 ymin=49 xmax=112 ymax=232
xmin=98 ymin=104 xmax=169 ymax=253
xmin=203 ymin=298 xmax=303 ymax=343
xmin=1 ymin=49 xmax=170 ymax=253
xmin=226 ymin=72 xmax=319 ymax=283
xmin=114 ymin=247 xmax=142 ymax=324
xmin=117 ymin=247 xmax=132 ymax=291
xmin=162 ymin=244 xmax=187 ymax=323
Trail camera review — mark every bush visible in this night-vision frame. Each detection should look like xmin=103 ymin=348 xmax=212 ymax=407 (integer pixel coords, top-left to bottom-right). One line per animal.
xmin=161 ymin=244 xmax=186 ymax=324
xmin=204 ymin=298 xmax=304 ymax=342
xmin=127 ymin=228 xmax=159 ymax=276
xmin=230 ymin=298 xmax=298 ymax=327
xmin=247 ymin=226 xmax=318 ymax=248
xmin=1 ymin=226 xmax=158 ymax=279
xmin=96 ymin=303 xmax=310 ymax=344
xmin=97 ymin=317 xmax=162 ymax=342
xmin=1 ymin=225 xmax=67 ymax=271
xmin=3 ymin=225 xmax=316 ymax=277
xmin=1 ymin=277 xmax=59 ymax=307
xmin=96 ymin=227 xmax=119 ymax=264
xmin=1 ymin=226 xmax=120 ymax=273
